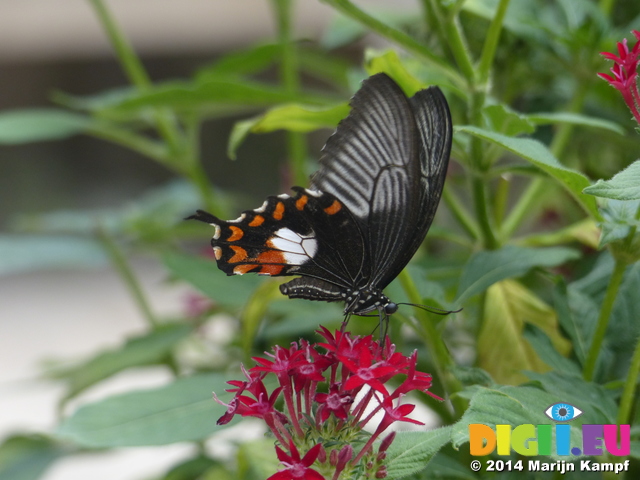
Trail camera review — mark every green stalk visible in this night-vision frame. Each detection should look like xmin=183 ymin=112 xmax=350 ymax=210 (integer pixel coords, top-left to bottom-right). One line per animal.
xmin=500 ymin=82 xmax=590 ymax=238
xmin=598 ymin=0 xmax=616 ymax=16
xmin=97 ymin=229 xmax=158 ymax=328
xmin=426 ymin=0 xmax=475 ymax=81
xmin=472 ymin=174 xmax=499 ymax=248
xmin=583 ymin=259 xmax=627 ymax=381
xmin=271 ymin=0 xmax=308 ymax=186
xmin=442 ymin=187 xmax=481 ymax=240
xmin=88 ymin=0 xmax=182 ymax=152
xmin=477 ymin=0 xmax=512 ymax=85
xmin=321 ymin=0 xmax=465 ymax=89
xmin=618 ymin=332 xmax=640 ymax=426
xmin=398 ymin=270 xmax=466 ymax=416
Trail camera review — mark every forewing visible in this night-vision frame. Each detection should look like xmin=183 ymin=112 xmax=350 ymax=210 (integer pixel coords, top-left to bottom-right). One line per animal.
xmin=310 ymin=73 xmax=422 ymax=288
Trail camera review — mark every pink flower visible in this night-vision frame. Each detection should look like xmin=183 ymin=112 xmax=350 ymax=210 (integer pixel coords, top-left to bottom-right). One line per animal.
xmin=598 ymin=30 xmax=640 ymax=125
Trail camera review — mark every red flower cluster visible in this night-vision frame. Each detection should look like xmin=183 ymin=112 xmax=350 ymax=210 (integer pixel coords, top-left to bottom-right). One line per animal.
xmin=598 ymin=30 xmax=640 ymax=125
xmin=214 ymin=327 xmax=442 ymax=480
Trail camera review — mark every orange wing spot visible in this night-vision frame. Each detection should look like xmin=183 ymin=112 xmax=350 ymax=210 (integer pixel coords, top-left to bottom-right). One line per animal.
xmin=324 ymin=199 xmax=342 ymax=215
xmin=227 ymin=226 xmax=244 ymax=241
xmin=249 ymin=215 xmax=265 ymax=227
xmin=233 ymin=264 xmax=258 ymax=275
xmin=273 ymin=202 xmax=285 ymax=220
xmin=295 ymin=195 xmax=308 ymax=211
xmin=228 ymin=246 xmax=248 ymax=263
xmin=259 ymin=265 xmax=284 ymax=275
xmin=257 ymin=250 xmax=286 ymax=264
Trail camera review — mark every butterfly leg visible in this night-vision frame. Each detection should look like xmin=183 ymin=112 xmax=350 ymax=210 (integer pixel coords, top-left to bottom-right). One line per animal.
xmin=340 ymin=313 xmax=352 ymax=333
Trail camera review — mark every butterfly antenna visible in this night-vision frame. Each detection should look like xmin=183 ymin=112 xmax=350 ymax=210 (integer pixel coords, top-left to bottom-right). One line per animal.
xmin=396 ymin=302 xmax=463 ymax=315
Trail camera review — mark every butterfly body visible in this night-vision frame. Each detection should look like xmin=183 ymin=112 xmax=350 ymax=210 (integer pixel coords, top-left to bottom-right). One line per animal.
xmin=190 ymin=73 xmax=452 ymax=318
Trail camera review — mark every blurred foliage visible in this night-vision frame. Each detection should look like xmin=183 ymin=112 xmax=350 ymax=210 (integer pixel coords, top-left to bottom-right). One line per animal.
xmin=1 ymin=0 xmax=640 ymax=479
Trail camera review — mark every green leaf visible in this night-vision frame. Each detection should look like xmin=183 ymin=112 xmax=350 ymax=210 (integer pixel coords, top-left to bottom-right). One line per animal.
xmin=451 ymin=385 xmax=585 ymax=460
xmin=527 ymin=112 xmax=625 ymax=136
xmin=250 ymin=103 xmax=349 ymax=133
xmin=162 ymin=251 xmax=260 ymax=309
xmin=55 ymin=323 xmax=192 ymax=400
xmin=364 ymin=49 xmax=425 ymax=96
xmin=196 ymin=44 xmax=280 ymax=81
xmin=523 ymin=324 xmax=581 ymax=375
xmin=101 ymin=80 xmax=333 ymax=113
xmin=0 ymin=235 xmax=108 ymax=275
xmin=455 ymin=245 xmax=580 ymax=304
xmin=553 ymin=280 xmax=592 ymax=366
xmin=479 ymin=280 xmax=571 ymax=384
xmin=236 ymin=439 xmax=280 ymax=480
xmin=15 ymin=180 xmax=202 ymax=241
xmin=162 ymin=455 xmax=220 ymax=480
xmin=598 ymin=199 xmax=640 ymax=248
xmin=57 ymin=373 xmax=229 ymax=447
xmin=516 ymin=218 xmax=600 ymax=249
xmin=525 ymin=371 xmax=617 ymax=424
xmin=385 ymin=427 xmax=453 ymax=478
xmin=423 ymin=451 xmax=478 ymax=479
xmin=483 ymin=104 xmax=535 ymax=136
xmin=0 ymin=109 xmax=89 ymax=144
xmin=227 ymin=103 xmax=349 ymax=159
xmin=583 ymin=160 xmax=640 ymax=200
xmin=457 ymin=126 xmax=600 ymax=219
xmin=0 ymin=435 xmax=66 ymax=480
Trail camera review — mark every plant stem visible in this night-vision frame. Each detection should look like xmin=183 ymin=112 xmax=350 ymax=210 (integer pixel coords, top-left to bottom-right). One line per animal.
xmin=500 ymin=81 xmax=590 ymax=238
xmin=477 ymin=0 xmax=511 ymax=84
xmin=97 ymin=229 xmax=158 ymax=328
xmin=88 ymin=0 xmax=182 ymax=153
xmin=583 ymin=258 xmax=627 ymax=381
xmin=598 ymin=0 xmax=616 ymax=16
xmin=472 ymin=174 xmax=499 ymax=248
xmin=398 ymin=270 xmax=466 ymax=416
xmin=271 ymin=0 xmax=308 ymax=186
xmin=618 ymin=330 xmax=640 ymax=426
xmin=431 ymin=1 xmax=475 ymax=81
xmin=321 ymin=0 xmax=465 ymax=88
xmin=442 ymin=187 xmax=481 ymax=240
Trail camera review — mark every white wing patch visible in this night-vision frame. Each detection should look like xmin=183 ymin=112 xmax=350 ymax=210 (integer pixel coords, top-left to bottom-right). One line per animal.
xmin=268 ymin=227 xmax=318 ymax=265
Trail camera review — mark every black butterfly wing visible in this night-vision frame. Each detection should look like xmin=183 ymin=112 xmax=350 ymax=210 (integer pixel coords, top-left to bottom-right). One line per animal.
xmin=188 ymin=187 xmax=368 ymax=302
xmin=310 ymin=73 xmax=452 ymax=290
xmin=392 ymin=85 xmax=453 ymax=287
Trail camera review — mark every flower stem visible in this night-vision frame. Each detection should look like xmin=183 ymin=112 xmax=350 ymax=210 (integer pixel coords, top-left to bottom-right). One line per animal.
xmin=583 ymin=258 xmax=627 ymax=381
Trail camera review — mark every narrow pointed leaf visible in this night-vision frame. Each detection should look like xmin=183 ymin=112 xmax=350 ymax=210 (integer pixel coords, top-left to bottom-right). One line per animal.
xmin=458 ymin=126 xmax=599 ymax=219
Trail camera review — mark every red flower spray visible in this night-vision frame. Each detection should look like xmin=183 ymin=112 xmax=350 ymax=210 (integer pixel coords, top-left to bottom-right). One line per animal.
xmin=214 ymin=327 xmax=442 ymax=480
xmin=598 ymin=30 xmax=640 ymax=126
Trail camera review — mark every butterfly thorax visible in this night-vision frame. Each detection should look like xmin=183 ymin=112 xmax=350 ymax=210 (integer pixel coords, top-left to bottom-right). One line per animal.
xmin=344 ymin=288 xmax=397 ymax=316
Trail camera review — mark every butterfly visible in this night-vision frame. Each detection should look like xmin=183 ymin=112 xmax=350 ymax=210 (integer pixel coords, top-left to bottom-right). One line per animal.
xmin=189 ymin=73 xmax=452 ymax=320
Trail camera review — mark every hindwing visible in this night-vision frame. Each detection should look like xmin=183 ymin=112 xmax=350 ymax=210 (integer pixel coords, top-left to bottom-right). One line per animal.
xmin=188 ymin=187 xmax=367 ymax=290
